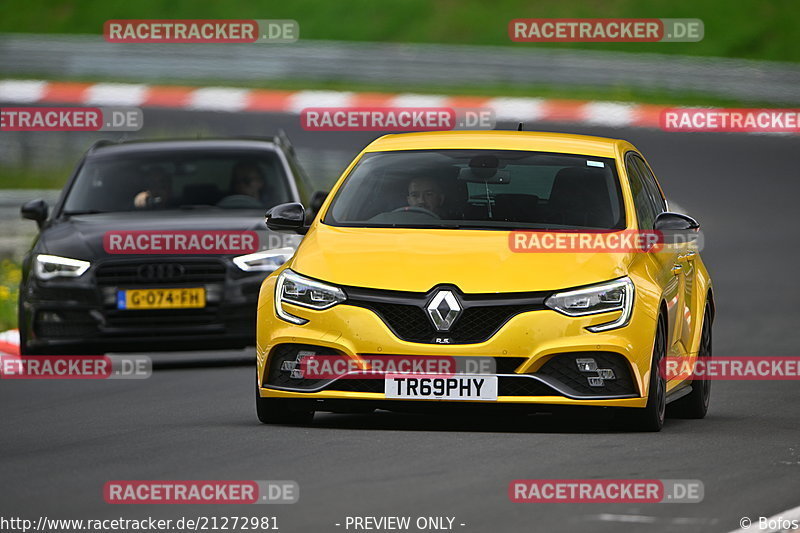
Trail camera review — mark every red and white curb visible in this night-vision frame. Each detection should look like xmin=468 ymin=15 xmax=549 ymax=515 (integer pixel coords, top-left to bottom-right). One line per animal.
xmin=0 ymin=329 xmax=20 ymax=361
xmin=0 ymin=79 xmax=668 ymax=129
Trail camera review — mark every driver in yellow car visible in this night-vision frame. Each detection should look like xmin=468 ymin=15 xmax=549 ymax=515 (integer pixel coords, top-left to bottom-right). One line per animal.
xmin=406 ymin=177 xmax=446 ymax=217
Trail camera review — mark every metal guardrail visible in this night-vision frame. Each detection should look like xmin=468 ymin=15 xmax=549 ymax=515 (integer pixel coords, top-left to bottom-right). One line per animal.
xmin=1 ymin=33 xmax=800 ymax=104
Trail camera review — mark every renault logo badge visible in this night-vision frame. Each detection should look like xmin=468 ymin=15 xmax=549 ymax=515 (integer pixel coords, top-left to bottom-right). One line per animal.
xmin=425 ymin=290 xmax=462 ymax=331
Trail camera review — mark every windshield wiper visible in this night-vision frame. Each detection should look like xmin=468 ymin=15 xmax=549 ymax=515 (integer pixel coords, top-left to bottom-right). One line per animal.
xmin=447 ymin=223 xmax=525 ymax=231
xmin=62 ymin=209 xmax=107 ymax=216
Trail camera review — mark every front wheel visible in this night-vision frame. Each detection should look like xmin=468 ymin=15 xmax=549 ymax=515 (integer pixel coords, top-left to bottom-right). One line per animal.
xmin=667 ymin=301 xmax=712 ymax=419
xmin=255 ymin=385 xmax=314 ymax=425
xmin=616 ymin=316 xmax=667 ymax=432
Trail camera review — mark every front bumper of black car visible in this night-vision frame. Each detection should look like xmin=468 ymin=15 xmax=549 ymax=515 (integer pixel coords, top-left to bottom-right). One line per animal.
xmin=20 ymin=257 xmax=268 ymax=354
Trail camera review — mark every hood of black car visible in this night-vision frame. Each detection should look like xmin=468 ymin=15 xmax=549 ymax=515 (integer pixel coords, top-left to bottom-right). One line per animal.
xmin=38 ymin=210 xmax=299 ymax=259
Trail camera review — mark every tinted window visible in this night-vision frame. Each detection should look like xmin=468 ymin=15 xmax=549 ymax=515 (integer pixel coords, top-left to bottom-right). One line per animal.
xmin=62 ymin=150 xmax=291 ymax=214
xmin=626 ymin=157 xmax=658 ymax=230
xmin=632 ymin=155 xmax=667 ymax=213
xmin=325 ymin=149 xmax=625 ymax=230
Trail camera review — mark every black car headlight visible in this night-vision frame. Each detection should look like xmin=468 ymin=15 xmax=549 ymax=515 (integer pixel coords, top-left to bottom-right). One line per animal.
xmin=232 ymin=247 xmax=295 ymax=273
xmin=34 ymin=254 xmax=90 ymax=280
xmin=274 ymin=269 xmax=346 ymax=324
xmin=545 ymin=277 xmax=634 ymax=332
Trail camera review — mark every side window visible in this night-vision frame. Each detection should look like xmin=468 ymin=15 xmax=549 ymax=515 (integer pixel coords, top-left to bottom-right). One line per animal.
xmin=632 ymin=155 xmax=667 ymax=214
xmin=626 ymin=157 xmax=658 ymax=230
xmin=283 ymin=149 xmax=312 ymax=203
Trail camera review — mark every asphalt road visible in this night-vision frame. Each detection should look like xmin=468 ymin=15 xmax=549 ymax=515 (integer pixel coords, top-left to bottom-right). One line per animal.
xmin=2 ymin=113 xmax=800 ymax=533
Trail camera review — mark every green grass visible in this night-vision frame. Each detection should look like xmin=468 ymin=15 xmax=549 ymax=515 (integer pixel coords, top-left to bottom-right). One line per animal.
xmin=0 ymin=167 xmax=71 ymax=190
xmin=0 ymin=0 xmax=799 ymax=62
xmin=0 ymin=260 xmax=21 ymax=331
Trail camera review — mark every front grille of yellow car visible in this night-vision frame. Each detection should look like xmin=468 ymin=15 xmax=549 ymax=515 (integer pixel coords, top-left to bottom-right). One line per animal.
xmin=264 ymin=345 xmax=637 ymax=399
xmin=344 ymin=285 xmax=549 ymax=344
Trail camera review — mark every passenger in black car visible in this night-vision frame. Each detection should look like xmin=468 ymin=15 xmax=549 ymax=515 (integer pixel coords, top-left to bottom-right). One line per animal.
xmin=133 ymin=166 xmax=175 ymax=209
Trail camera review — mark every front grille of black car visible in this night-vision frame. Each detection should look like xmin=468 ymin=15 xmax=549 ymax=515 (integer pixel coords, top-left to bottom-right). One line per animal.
xmin=95 ymin=259 xmax=227 ymax=285
xmin=29 ymin=286 xmax=99 ymax=304
xmin=344 ymin=285 xmax=549 ymax=344
xmin=536 ymin=352 xmax=637 ymax=396
xmin=103 ymin=308 xmax=221 ymax=329
xmin=34 ymin=310 xmax=97 ymax=338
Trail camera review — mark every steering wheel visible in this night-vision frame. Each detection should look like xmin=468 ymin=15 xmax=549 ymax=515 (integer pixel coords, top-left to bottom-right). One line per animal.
xmin=390 ymin=206 xmax=441 ymax=219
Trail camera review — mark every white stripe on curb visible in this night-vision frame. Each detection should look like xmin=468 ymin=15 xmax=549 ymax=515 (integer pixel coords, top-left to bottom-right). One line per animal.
xmin=188 ymin=87 xmax=250 ymax=111
xmin=389 ymin=93 xmax=448 ymax=108
xmin=0 ymin=329 xmax=19 ymax=345
xmin=288 ymin=90 xmax=355 ymax=113
xmin=0 ymin=80 xmax=47 ymax=103
xmin=583 ymin=101 xmax=635 ymax=127
xmin=486 ymin=97 xmax=546 ymax=122
xmin=85 ymin=83 xmax=148 ymax=106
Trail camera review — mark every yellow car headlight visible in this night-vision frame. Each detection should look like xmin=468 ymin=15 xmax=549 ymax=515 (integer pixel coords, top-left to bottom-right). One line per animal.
xmin=545 ymin=277 xmax=634 ymax=332
xmin=274 ymin=269 xmax=346 ymax=324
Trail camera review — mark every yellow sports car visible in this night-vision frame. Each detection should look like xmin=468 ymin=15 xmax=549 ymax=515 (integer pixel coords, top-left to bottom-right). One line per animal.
xmin=256 ymin=131 xmax=713 ymax=431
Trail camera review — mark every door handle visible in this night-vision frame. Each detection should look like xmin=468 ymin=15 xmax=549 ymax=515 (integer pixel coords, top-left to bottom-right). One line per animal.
xmin=671 ymin=264 xmax=683 ymax=275
xmin=678 ymin=251 xmax=697 ymax=263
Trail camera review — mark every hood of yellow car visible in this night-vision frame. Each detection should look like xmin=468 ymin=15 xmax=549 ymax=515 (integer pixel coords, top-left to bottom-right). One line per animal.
xmin=289 ymin=224 xmax=635 ymax=293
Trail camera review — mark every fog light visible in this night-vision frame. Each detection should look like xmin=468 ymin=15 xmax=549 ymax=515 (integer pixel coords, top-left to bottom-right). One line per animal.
xmin=576 ymin=356 xmax=617 ymax=387
xmin=280 ymin=350 xmax=316 ymax=379
xmin=39 ymin=312 xmax=63 ymax=323
xmin=597 ymin=369 xmax=616 ymax=380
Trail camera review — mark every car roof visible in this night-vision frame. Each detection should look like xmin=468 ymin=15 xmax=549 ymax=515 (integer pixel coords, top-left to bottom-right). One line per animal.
xmin=364 ymin=131 xmax=631 ymax=158
xmin=87 ymin=138 xmax=280 ymax=157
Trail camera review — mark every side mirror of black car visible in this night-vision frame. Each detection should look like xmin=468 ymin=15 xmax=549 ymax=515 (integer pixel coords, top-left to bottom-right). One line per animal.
xmin=21 ymin=199 xmax=49 ymax=229
xmin=654 ymin=212 xmax=700 ymax=231
xmin=309 ymin=190 xmax=328 ymax=216
xmin=266 ymin=202 xmax=308 ymax=234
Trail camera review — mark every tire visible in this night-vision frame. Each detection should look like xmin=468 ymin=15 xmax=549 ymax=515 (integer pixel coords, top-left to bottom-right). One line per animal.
xmin=616 ymin=315 xmax=667 ymax=432
xmin=667 ymin=301 xmax=712 ymax=419
xmin=255 ymin=384 xmax=314 ymax=425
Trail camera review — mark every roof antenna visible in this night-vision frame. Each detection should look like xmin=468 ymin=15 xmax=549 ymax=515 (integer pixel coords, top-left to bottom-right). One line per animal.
xmin=517 ymin=122 xmax=524 ymax=131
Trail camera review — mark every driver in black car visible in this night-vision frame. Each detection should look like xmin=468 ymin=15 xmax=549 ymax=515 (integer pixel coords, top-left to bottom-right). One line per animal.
xmin=230 ymin=160 xmax=266 ymax=199
xmin=404 ymin=177 xmax=446 ymax=217
xmin=133 ymin=166 xmax=176 ymax=209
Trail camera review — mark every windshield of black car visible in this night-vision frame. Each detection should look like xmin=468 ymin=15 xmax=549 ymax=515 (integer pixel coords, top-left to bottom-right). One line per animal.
xmin=324 ymin=149 xmax=626 ymax=230
xmin=62 ymin=150 xmax=291 ymax=214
